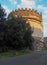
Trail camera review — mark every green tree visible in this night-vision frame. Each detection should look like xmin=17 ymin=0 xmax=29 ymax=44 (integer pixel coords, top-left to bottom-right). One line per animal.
xmin=0 ymin=4 xmax=7 ymax=52
xmin=6 ymin=17 xmax=34 ymax=50
xmin=0 ymin=22 xmax=8 ymax=52
xmin=0 ymin=4 xmax=6 ymax=22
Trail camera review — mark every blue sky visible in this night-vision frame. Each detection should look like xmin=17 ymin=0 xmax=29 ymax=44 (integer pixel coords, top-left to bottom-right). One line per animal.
xmin=0 ymin=0 xmax=47 ymax=37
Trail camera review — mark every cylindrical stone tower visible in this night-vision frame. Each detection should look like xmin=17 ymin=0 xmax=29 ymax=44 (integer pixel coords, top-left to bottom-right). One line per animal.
xmin=8 ymin=8 xmax=44 ymax=51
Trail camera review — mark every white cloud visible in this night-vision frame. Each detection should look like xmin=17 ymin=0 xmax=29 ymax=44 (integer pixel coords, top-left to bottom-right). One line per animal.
xmin=38 ymin=5 xmax=47 ymax=19
xmin=43 ymin=22 xmax=47 ymax=25
xmin=42 ymin=22 xmax=47 ymax=37
xmin=44 ymin=26 xmax=47 ymax=37
xmin=43 ymin=15 xmax=47 ymax=19
xmin=9 ymin=0 xmax=17 ymax=5
xmin=38 ymin=5 xmax=47 ymax=13
xmin=17 ymin=0 xmax=36 ymax=9
xmin=2 ymin=5 xmax=11 ymax=16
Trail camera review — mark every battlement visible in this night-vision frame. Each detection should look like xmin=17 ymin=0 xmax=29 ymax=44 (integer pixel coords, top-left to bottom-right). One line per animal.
xmin=8 ymin=8 xmax=43 ymax=30
xmin=15 ymin=8 xmax=42 ymax=17
xmin=9 ymin=8 xmax=42 ymax=19
xmin=9 ymin=8 xmax=42 ymax=21
xmin=12 ymin=8 xmax=42 ymax=21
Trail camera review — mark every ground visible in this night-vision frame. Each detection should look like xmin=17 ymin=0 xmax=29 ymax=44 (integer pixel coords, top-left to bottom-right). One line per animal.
xmin=0 ymin=51 xmax=47 ymax=65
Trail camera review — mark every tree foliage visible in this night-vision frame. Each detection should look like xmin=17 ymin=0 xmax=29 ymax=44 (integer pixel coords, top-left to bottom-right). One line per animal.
xmin=0 ymin=4 xmax=6 ymax=22
xmin=6 ymin=17 xmax=34 ymax=50
xmin=0 ymin=4 xmax=34 ymax=52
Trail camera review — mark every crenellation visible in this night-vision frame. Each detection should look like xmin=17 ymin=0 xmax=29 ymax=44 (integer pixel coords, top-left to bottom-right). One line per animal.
xmin=8 ymin=8 xmax=42 ymax=24
xmin=25 ymin=8 xmax=27 ymax=10
xmin=29 ymin=8 xmax=31 ymax=10
xmin=8 ymin=8 xmax=43 ymax=30
xmin=21 ymin=8 xmax=24 ymax=10
xmin=14 ymin=8 xmax=42 ymax=19
xmin=18 ymin=8 xmax=21 ymax=10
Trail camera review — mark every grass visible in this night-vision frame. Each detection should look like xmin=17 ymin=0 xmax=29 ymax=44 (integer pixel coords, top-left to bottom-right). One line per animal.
xmin=16 ymin=49 xmax=32 ymax=56
xmin=0 ymin=50 xmax=32 ymax=58
xmin=0 ymin=52 xmax=16 ymax=58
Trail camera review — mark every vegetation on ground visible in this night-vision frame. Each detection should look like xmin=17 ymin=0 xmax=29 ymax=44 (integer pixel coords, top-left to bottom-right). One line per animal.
xmin=0 ymin=50 xmax=32 ymax=58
